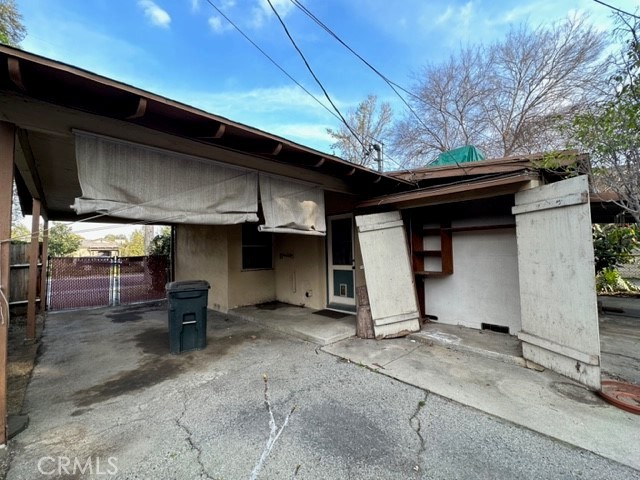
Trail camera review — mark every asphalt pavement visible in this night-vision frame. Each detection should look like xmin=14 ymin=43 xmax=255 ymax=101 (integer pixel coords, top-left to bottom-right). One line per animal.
xmin=7 ymin=304 xmax=639 ymax=479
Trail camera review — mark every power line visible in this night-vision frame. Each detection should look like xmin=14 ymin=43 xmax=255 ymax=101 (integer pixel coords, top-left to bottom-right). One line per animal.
xmin=265 ymin=0 xmax=368 ymax=154
xmin=203 ymin=0 xmax=341 ymax=122
xmin=288 ymin=0 xmax=464 ymax=173
xmin=204 ymin=0 xmax=415 ymax=175
xmin=289 ymin=1 xmax=435 ymax=137
xmin=593 ymin=0 xmax=640 ymax=19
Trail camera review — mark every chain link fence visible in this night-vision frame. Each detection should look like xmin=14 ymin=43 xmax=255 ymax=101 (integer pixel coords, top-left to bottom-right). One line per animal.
xmin=48 ymin=255 xmax=169 ymax=311
xmin=618 ymin=254 xmax=640 ymax=284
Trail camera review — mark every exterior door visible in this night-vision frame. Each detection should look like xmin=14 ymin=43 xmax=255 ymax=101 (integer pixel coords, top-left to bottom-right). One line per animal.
xmin=328 ymin=215 xmax=356 ymax=309
xmin=513 ymin=175 xmax=601 ymax=390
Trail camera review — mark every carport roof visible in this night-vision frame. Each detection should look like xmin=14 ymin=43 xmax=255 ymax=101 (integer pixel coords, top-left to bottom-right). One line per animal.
xmin=0 ymin=46 xmax=411 ymax=221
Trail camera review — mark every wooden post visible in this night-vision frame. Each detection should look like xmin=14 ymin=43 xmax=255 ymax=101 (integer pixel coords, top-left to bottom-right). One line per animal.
xmin=40 ymin=219 xmax=48 ymax=313
xmin=0 ymin=122 xmax=16 ymax=445
xmin=356 ymin=285 xmax=375 ymax=339
xmin=26 ymin=198 xmax=41 ymax=341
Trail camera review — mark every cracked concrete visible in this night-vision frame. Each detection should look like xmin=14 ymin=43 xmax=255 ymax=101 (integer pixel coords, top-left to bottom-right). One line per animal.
xmin=409 ymin=391 xmax=429 ymax=473
xmin=409 ymin=391 xmax=428 ymax=455
xmin=175 ymin=392 xmax=215 ymax=480
xmin=6 ymin=304 xmax=640 ymax=479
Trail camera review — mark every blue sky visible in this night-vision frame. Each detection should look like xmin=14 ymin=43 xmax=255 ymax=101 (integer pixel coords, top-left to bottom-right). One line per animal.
xmin=17 ymin=0 xmax=637 ymax=156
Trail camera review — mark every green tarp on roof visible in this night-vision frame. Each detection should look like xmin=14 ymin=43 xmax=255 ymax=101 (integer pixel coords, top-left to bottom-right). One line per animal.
xmin=428 ymin=145 xmax=485 ymax=167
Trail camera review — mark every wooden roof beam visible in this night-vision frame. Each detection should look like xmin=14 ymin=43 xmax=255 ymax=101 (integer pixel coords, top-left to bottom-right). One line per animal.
xmin=126 ymin=97 xmax=147 ymax=120
xmin=7 ymin=57 xmax=26 ymax=92
xmin=15 ymin=129 xmax=49 ymax=220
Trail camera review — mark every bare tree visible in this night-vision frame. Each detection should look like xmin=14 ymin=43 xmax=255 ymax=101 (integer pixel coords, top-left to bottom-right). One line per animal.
xmin=327 ymin=94 xmax=392 ymax=167
xmin=0 ymin=0 xmax=26 ymax=46
xmin=572 ymin=13 xmax=640 ymax=224
xmin=393 ymin=15 xmax=608 ymax=166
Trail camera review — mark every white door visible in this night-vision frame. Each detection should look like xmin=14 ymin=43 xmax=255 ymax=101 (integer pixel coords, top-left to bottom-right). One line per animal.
xmin=327 ymin=215 xmax=356 ymax=308
xmin=513 ymin=175 xmax=601 ymax=389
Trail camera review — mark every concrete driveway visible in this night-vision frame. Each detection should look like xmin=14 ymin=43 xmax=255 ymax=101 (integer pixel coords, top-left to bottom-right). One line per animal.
xmin=7 ymin=303 xmax=639 ymax=479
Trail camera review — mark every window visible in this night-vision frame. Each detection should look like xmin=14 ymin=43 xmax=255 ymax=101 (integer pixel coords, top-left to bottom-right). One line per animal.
xmin=242 ymin=223 xmax=273 ymax=270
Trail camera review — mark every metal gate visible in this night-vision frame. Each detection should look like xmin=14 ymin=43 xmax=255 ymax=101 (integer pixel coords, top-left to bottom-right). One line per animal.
xmin=48 ymin=255 xmax=169 ymax=311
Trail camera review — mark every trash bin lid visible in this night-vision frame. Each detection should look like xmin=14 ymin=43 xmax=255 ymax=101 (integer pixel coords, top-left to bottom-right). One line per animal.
xmin=166 ymin=280 xmax=210 ymax=292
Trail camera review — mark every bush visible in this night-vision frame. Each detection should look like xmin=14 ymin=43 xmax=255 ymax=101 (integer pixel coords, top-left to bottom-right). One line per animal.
xmin=596 ymin=267 xmax=639 ymax=293
xmin=592 ymin=224 xmax=639 ymax=274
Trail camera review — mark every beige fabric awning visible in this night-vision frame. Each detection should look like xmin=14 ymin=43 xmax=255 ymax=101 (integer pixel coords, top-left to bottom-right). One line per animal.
xmin=72 ymin=132 xmax=326 ymax=233
xmin=72 ymin=131 xmax=259 ymax=224
xmin=258 ymin=174 xmax=326 ymax=236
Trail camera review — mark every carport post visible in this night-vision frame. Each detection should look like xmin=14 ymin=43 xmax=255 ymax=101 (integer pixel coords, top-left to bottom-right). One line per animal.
xmin=40 ymin=219 xmax=48 ymax=314
xmin=26 ymin=198 xmax=41 ymax=341
xmin=0 ymin=121 xmax=16 ymax=445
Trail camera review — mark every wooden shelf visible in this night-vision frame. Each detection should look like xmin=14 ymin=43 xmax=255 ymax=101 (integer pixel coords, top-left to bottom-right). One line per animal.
xmin=425 ymin=224 xmax=515 ymax=234
xmin=413 ymin=249 xmax=442 ymax=257
xmin=413 ymin=271 xmax=448 ymax=277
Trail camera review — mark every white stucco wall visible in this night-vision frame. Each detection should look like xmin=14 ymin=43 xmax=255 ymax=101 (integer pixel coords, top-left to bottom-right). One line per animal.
xmin=424 ymin=222 xmax=521 ymax=333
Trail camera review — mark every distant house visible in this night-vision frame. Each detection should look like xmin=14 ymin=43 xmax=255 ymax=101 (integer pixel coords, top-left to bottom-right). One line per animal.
xmin=76 ymin=239 xmax=121 ymax=257
xmin=1 ymin=45 xmax=623 ymax=391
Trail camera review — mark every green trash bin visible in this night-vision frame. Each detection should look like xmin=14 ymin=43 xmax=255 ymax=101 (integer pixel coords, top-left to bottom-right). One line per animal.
xmin=166 ymin=280 xmax=210 ymax=354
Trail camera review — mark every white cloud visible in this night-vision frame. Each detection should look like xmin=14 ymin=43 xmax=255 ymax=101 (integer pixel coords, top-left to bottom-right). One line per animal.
xmin=274 ymin=123 xmax=333 ymax=143
xmin=208 ymin=15 xmax=232 ymax=34
xmin=178 ymin=84 xmax=338 ymax=117
xmin=459 ymin=1 xmax=474 ymax=27
xmin=138 ymin=0 xmax=171 ymax=28
xmin=191 ymin=0 xmax=200 ymax=12
xmin=250 ymin=0 xmax=295 ymax=29
xmin=436 ymin=6 xmax=454 ymax=25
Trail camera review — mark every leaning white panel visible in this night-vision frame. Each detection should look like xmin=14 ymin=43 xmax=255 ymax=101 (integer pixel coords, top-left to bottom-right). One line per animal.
xmin=355 ymin=211 xmax=420 ymax=338
xmin=513 ymin=175 xmax=601 ymax=390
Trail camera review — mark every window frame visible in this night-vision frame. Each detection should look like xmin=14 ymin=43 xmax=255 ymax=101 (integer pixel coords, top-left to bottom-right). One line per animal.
xmin=241 ymin=223 xmax=273 ymax=271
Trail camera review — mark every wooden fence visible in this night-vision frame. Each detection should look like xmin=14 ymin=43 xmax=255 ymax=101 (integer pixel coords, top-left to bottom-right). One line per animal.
xmin=8 ymin=242 xmax=42 ymax=316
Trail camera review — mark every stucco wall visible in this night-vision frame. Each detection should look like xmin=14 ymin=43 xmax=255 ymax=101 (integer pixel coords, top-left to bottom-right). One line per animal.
xmin=174 ymin=224 xmax=229 ymax=312
xmin=227 ymin=225 xmax=276 ymax=309
xmin=273 ymin=234 xmax=326 ymax=309
xmin=175 ymin=224 xmax=331 ymax=312
xmin=424 ymin=222 xmax=521 ymax=333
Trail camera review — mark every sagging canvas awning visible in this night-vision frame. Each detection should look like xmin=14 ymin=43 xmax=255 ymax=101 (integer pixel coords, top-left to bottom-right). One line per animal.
xmin=258 ymin=174 xmax=326 ymax=236
xmin=72 ymin=132 xmax=259 ymax=224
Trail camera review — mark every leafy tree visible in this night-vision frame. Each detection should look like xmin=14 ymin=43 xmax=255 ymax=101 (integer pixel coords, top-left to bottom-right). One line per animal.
xmin=148 ymin=227 xmax=171 ymax=256
xmin=103 ymin=233 xmax=127 ymax=243
xmin=393 ymin=15 xmax=608 ymax=166
xmin=571 ymin=13 xmax=640 ymax=224
xmin=10 ymin=223 xmax=29 ymax=243
xmin=0 ymin=0 xmax=25 ymax=46
xmin=48 ymin=223 xmax=83 ymax=257
xmin=593 ymin=223 xmax=639 ymax=293
xmin=121 ymin=230 xmax=145 ymax=256
xmin=327 ymin=94 xmax=392 ymax=167
xmin=592 ymin=224 xmax=639 ymax=274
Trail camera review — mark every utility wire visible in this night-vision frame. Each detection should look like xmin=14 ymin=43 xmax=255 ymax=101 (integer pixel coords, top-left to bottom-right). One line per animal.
xmin=205 ymin=0 xmax=412 ymax=174
xmin=593 ymin=0 xmax=640 ymax=19
xmin=289 ymin=1 xmax=439 ymax=138
xmin=265 ymin=0 xmax=368 ymax=154
xmin=204 ymin=0 xmax=341 ymax=122
xmin=267 ymin=0 xmax=421 ymax=177
xmin=288 ymin=0 xmax=464 ymax=174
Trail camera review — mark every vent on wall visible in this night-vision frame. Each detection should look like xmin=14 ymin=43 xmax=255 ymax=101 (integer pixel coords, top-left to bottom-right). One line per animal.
xmin=481 ymin=323 xmax=510 ymax=334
